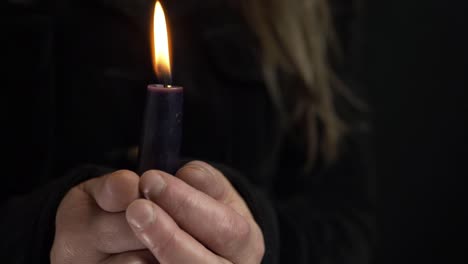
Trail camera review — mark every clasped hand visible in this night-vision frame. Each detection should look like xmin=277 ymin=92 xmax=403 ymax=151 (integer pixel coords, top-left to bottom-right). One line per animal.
xmin=51 ymin=161 xmax=264 ymax=264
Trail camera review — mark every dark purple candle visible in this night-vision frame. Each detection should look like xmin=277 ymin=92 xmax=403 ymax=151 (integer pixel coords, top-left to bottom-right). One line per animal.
xmin=138 ymin=1 xmax=183 ymax=174
xmin=138 ymin=85 xmax=183 ymax=174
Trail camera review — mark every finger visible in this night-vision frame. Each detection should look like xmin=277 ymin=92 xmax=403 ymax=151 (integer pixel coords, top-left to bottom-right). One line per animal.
xmin=139 ymin=170 xmax=251 ymax=262
xmin=52 ymin=202 xmax=146 ymax=262
xmin=82 ymin=170 xmax=140 ymax=212
xmin=90 ymin=210 xmax=145 ymax=254
xmin=126 ymin=199 xmax=229 ymax=264
xmin=176 ymin=161 xmax=230 ymax=201
xmin=100 ymin=250 xmax=157 ymax=264
xmin=176 ymin=161 xmax=253 ymax=218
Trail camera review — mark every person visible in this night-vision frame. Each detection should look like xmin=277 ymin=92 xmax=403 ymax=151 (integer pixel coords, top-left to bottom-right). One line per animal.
xmin=2 ymin=0 xmax=375 ymax=263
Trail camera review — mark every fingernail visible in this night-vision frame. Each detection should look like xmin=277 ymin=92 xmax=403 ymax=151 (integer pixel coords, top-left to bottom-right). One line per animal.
xmin=141 ymin=171 xmax=166 ymax=200
xmin=127 ymin=200 xmax=155 ymax=230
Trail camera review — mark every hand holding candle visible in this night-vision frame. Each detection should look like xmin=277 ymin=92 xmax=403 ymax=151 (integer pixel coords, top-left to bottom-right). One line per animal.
xmin=132 ymin=2 xmax=265 ymax=264
xmin=127 ymin=161 xmax=266 ymax=264
xmin=138 ymin=1 xmax=183 ymax=174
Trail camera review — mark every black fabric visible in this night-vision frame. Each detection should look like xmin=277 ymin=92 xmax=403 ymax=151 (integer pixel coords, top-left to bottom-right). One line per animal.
xmin=212 ymin=163 xmax=281 ymax=264
xmin=0 ymin=165 xmax=113 ymax=262
xmin=1 ymin=0 xmax=374 ymax=263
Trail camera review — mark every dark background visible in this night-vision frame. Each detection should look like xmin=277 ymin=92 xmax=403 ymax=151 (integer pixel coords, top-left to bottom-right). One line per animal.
xmin=363 ymin=0 xmax=468 ymax=262
xmin=2 ymin=0 xmax=468 ymax=262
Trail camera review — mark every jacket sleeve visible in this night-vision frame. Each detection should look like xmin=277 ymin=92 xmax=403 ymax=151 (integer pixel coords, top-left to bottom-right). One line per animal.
xmin=0 ymin=165 xmax=112 ymax=263
xmin=213 ymin=127 xmax=375 ymax=264
xmin=276 ymin=128 xmax=375 ymax=264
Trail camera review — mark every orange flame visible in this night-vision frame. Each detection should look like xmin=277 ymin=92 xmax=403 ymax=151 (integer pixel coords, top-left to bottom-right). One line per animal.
xmin=152 ymin=1 xmax=171 ymax=81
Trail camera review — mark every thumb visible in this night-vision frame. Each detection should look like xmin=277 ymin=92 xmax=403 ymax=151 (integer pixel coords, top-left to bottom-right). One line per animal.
xmin=81 ymin=170 xmax=140 ymax=212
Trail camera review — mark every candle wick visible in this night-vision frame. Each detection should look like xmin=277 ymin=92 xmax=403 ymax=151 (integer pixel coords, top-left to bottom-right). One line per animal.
xmin=162 ymin=75 xmax=172 ymax=88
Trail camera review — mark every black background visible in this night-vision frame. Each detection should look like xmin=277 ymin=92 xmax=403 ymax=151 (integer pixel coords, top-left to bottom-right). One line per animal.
xmin=364 ymin=0 xmax=468 ymax=262
xmin=2 ymin=0 xmax=468 ymax=262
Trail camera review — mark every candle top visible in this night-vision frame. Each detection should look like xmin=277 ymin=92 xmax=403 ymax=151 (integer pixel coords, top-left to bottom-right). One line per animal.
xmin=148 ymin=84 xmax=183 ymax=93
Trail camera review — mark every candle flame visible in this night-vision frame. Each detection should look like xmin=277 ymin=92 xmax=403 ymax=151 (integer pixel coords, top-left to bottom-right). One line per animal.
xmin=152 ymin=1 xmax=171 ymax=82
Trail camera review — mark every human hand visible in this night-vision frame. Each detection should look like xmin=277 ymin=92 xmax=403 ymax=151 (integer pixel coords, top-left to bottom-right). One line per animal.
xmin=50 ymin=170 xmax=156 ymax=263
xmin=126 ymin=161 xmax=265 ymax=264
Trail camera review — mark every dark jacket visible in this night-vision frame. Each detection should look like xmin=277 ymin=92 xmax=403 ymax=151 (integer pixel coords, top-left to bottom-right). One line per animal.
xmin=1 ymin=0 xmax=374 ymax=263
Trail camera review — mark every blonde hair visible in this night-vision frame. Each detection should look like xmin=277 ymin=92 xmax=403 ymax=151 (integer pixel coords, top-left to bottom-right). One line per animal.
xmin=243 ymin=0 xmax=355 ymax=170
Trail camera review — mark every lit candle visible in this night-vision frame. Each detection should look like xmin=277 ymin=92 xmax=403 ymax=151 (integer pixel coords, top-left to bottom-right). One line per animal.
xmin=138 ymin=1 xmax=183 ymax=174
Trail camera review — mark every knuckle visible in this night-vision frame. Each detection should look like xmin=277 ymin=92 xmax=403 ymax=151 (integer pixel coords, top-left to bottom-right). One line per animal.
xmin=234 ymin=214 xmax=251 ymax=240
xmin=253 ymin=238 xmax=266 ymax=263
xmin=249 ymin=225 xmax=265 ymax=263
xmin=233 ymin=216 xmax=251 ymax=242
xmin=173 ymin=191 xmax=201 ymax=219
xmin=215 ymin=212 xmax=251 ymax=249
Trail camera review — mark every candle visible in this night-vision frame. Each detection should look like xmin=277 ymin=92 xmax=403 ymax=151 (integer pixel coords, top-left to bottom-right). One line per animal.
xmin=138 ymin=1 xmax=183 ymax=174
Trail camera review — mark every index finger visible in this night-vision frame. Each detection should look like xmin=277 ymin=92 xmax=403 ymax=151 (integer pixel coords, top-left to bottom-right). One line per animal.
xmin=126 ymin=199 xmax=228 ymax=264
xmin=139 ymin=170 xmax=251 ymax=262
xmin=175 ymin=161 xmax=253 ymax=218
